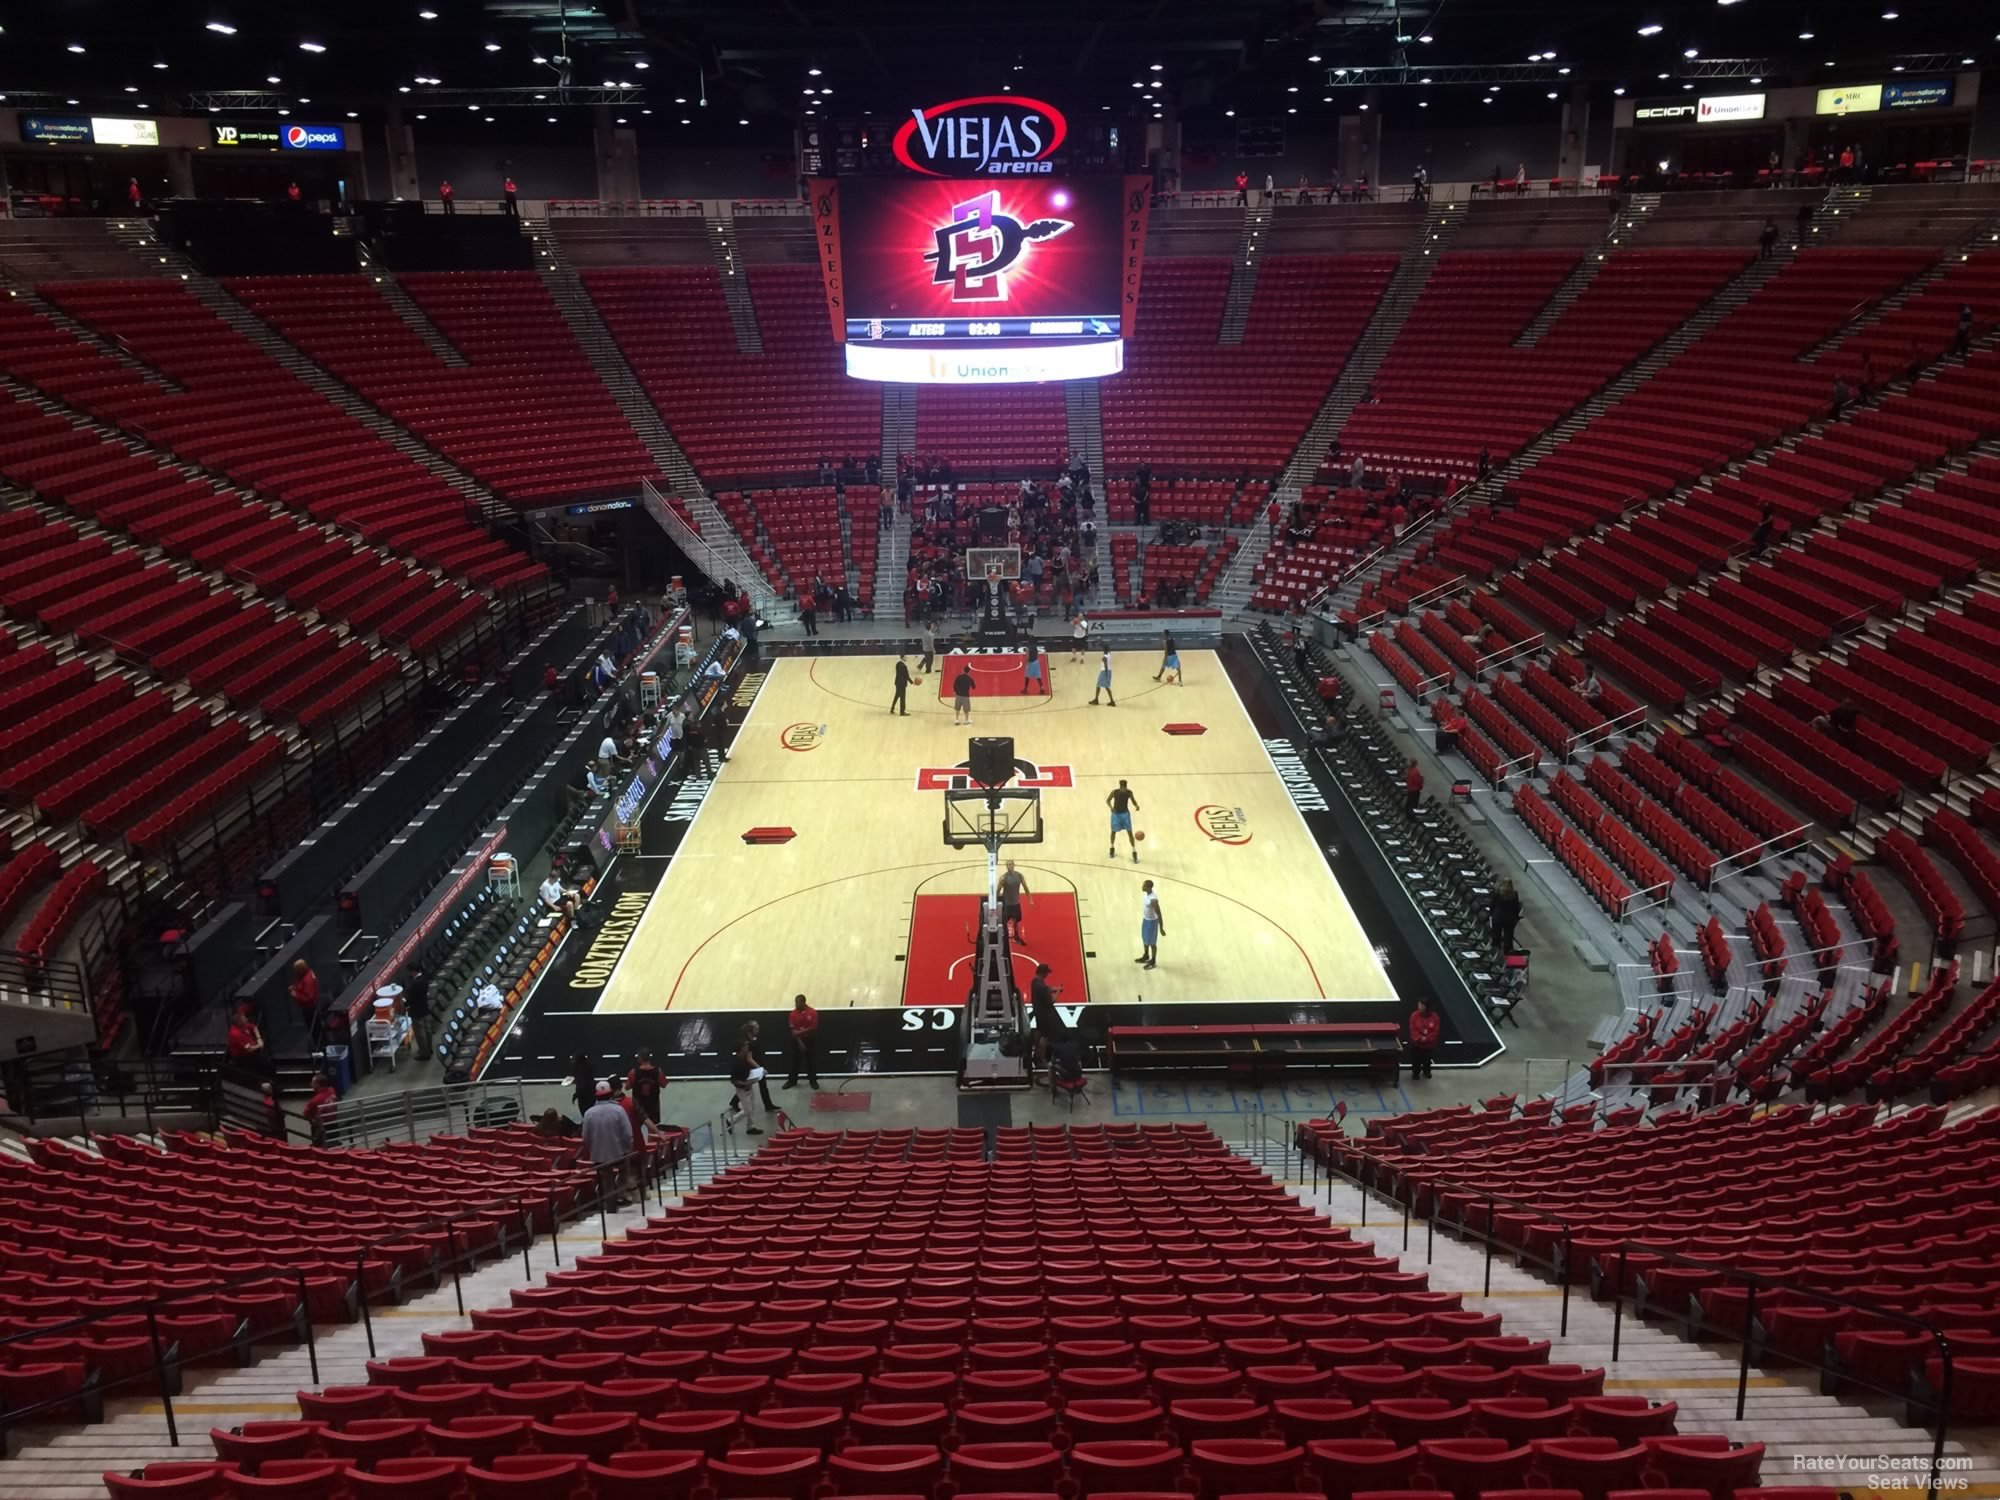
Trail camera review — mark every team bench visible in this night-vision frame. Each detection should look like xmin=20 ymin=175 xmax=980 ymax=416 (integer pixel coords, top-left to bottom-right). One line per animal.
xmin=1106 ymin=1022 xmax=1402 ymax=1079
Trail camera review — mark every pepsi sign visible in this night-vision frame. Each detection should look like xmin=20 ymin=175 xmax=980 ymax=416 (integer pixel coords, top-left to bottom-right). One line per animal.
xmin=281 ymin=123 xmax=346 ymax=151
xmin=893 ymin=95 xmax=1067 ymax=177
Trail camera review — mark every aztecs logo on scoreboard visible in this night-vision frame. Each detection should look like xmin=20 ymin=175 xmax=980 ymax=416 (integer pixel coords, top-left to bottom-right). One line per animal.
xmin=923 ymin=190 xmax=1072 ymax=303
xmin=914 ymin=758 xmax=1074 ymax=792
xmin=893 ymin=95 xmax=1068 ymax=177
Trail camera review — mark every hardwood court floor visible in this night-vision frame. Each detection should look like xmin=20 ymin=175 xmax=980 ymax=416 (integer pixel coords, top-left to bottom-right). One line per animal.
xmin=595 ymin=649 xmax=1396 ymax=1016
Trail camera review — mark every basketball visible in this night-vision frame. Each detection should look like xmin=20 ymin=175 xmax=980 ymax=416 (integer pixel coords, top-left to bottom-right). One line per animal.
xmin=1136 ymin=831 xmax=1147 ymax=842
xmin=911 ymin=677 xmax=923 ymax=686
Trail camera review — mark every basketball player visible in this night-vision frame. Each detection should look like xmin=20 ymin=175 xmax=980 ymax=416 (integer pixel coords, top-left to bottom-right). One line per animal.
xmin=919 ymin=622 xmax=937 ymax=675
xmin=1090 ymin=645 xmax=1116 ymax=707
xmin=1107 ymin=779 xmax=1140 ymax=861
xmin=952 ymin=663 xmax=975 ymax=725
xmin=891 ymin=656 xmax=912 ymax=716
xmin=1138 ymin=880 xmax=1164 ymax=969
xmin=999 ymin=859 xmax=1029 ymax=941
xmin=1071 ymin=613 xmax=1089 ymax=663
xmin=1153 ymin=630 xmax=1182 ymax=684
xmin=1021 ymin=640 xmax=1047 ymax=695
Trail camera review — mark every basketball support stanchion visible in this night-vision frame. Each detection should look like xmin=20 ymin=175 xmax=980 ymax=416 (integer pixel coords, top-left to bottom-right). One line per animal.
xmin=943 ymin=734 xmax=1044 ymax=1089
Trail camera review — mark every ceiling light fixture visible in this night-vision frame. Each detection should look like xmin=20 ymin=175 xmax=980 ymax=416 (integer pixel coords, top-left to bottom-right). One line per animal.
xmin=1613 ymin=86 xmax=1626 ymax=95
xmin=1418 ymin=100 xmax=1429 ymax=107
xmin=1419 ymin=34 xmax=1433 ymax=43
xmin=66 ymin=42 xmax=85 ymax=53
xmin=153 ymin=61 xmax=169 ymax=70
xmin=1881 ymin=8 xmax=1898 ymax=17
xmin=419 ymin=8 xmax=438 ymax=18
xmin=267 ymin=74 xmax=280 ymax=83
xmin=1306 ymin=51 xmax=1322 ymax=62
xmin=1637 ymin=23 xmax=1663 ymax=36
xmin=484 ymin=41 xmax=500 ymax=51
xmin=1223 ymin=108 xmax=1235 ymax=117
xmin=808 ymin=64 xmax=823 ymax=76
xmin=125 ymin=85 xmax=137 ymax=92
xmin=634 ymin=61 xmax=649 ymax=69
xmin=205 ymin=21 xmax=236 ymax=35
xmin=300 ymin=40 xmax=326 ymax=53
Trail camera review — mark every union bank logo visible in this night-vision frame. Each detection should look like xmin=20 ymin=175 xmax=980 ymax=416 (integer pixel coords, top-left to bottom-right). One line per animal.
xmin=924 ymin=191 xmax=1072 ymax=304
xmin=780 ymin=722 xmax=826 ymax=753
xmin=915 ymin=758 xmax=1073 ymax=792
xmin=1195 ymin=804 xmax=1252 ymax=844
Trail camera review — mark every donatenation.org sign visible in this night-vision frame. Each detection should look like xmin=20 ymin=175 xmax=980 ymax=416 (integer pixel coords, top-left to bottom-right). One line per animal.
xmin=892 ymin=96 xmax=1068 ymax=177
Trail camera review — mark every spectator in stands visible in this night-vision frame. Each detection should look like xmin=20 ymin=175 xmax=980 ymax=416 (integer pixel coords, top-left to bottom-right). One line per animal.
xmin=1263 ymin=172 xmax=1276 ymax=202
xmin=1515 ymin=163 xmax=1528 ymax=191
xmin=534 ymin=1107 xmax=576 ymax=1139
xmin=1311 ymin=709 xmax=1344 ymax=747
xmin=402 ymin=963 xmax=434 ymax=1063
xmin=304 ymin=1074 xmax=338 ymax=1146
xmin=261 ymin=1081 xmax=285 ymax=1139
xmin=127 ymin=177 xmax=143 ymax=211
xmin=726 ymin=1027 xmax=766 ymax=1135
xmin=1829 ymin=376 xmax=1849 ymax=419
xmin=568 ymin=1054 xmax=595 ymax=1120
xmin=503 ymin=176 xmax=520 ymax=217
xmin=540 ymin=871 xmax=580 ymax=923
xmin=799 ymin=591 xmax=818 ymax=638
xmin=1758 ymin=219 xmax=1778 ymax=260
xmin=227 ymin=1003 xmax=267 ymax=1070
xmin=286 ymin=181 xmax=302 ymax=204
xmin=1234 ymin=170 xmax=1249 ymax=206
xmin=1350 ymin=454 xmax=1365 ymax=490
xmin=1859 ymin=352 xmax=1876 ymax=401
xmin=628 ymin=1048 xmax=668 ymax=1120
xmin=599 ymin=729 xmax=628 ymax=768
xmin=289 ymin=959 xmax=323 ymax=1045
xmin=1750 ymin=505 xmax=1776 ymax=556
xmin=1795 ymin=201 xmax=1814 ymax=244
xmin=1955 ymin=304 xmax=1974 ymax=357
xmin=1581 ymin=666 xmax=1603 ymax=704
xmin=1477 ymin=447 xmax=1492 ymax=486
xmin=1823 ymin=701 xmax=1862 ymax=744
xmin=581 ymin=1082 xmax=635 ymax=1198
xmin=1411 ymin=165 xmax=1429 ymax=203
xmin=1298 ymin=171 xmax=1314 ymax=204
xmin=614 ymin=1076 xmax=650 ymax=1146
xmin=1403 ymin=757 xmax=1424 ymax=810
xmin=1405 ymin=998 xmax=1441 ymax=1080
xmin=1837 ymin=145 xmax=1855 ymax=182
xmin=438 ymin=180 xmax=454 ymax=214
xmin=1491 ymin=879 xmax=1523 ymax=954
xmin=542 ymin=662 xmax=560 ymax=694
xmin=782 ymin=994 xmax=821 ymax=1090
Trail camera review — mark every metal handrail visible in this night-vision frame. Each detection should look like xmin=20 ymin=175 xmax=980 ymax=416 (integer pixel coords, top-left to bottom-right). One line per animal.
xmin=1299 ymin=1125 xmax=1961 ymax=1500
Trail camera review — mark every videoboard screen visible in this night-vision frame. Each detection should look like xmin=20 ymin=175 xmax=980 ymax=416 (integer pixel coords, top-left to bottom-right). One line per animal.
xmin=838 ymin=176 xmax=1123 ymax=344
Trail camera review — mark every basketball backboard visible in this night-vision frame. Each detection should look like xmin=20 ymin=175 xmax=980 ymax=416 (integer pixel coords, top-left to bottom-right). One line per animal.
xmin=964 ymin=544 xmax=1022 ymax=581
xmin=943 ymin=787 xmax=1043 ymax=847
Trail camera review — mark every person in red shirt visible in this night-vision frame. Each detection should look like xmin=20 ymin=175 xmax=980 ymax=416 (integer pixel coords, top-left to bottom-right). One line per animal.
xmin=303 ymin=1072 xmax=338 ymax=1146
xmin=543 ymin=662 xmax=560 ymax=694
xmin=1404 ymin=758 xmax=1424 ymax=810
xmin=286 ymin=181 xmax=302 ymax=203
xmin=1234 ymin=170 xmax=1249 ymax=206
xmin=438 ymin=179 xmax=455 ymax=215
xmin=1406 ymin=998 xmax=1441 ymax=1080
xmin=782 ymin=994 xmax=821 ymax=1090
xmin=226 ymin=1003 xmax=266 ymax=1070
xmin=627 ymin=1048 xmax=665 ymax=1125
xmin=1266 ymin=498 xmax=1281 ymax=544
xmin=289 ymin=959 xmax=322 ymax=1045
xmin=127 ymin=177 xmax=143 ymax=210
xmin=503 ymin=176 xmax=520 ymax=217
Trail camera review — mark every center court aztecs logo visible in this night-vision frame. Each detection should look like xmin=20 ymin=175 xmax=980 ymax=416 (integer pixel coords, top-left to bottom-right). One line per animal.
xmin=892 ymin=95 xmax=1068 ymax=176
xmin=924 ymin=190 xmax=1072 ymax=304
xmin=914 ymin=757 xmax=1073 ymax=792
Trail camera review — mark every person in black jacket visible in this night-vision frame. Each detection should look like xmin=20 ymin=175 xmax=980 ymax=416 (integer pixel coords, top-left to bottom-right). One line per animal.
xmin=1490 ymin=879 xmax=1523 ymax=955
xmin=402 ymin=963 xmax=434 ymax=1062
xmin=568 ymin=1053 xmax=595 ymax=1121
xmin=891 ymin=656 xmax=912 ymax=716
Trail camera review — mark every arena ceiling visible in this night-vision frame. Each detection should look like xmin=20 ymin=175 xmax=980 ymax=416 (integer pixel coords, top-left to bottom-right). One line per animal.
xmin=2 ymin=1 xmax=1989 ymax=137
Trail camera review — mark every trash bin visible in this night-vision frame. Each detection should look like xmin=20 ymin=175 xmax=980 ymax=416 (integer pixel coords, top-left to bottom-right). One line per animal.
xmin=324 ymin=1044 xmax=353 ymax=1095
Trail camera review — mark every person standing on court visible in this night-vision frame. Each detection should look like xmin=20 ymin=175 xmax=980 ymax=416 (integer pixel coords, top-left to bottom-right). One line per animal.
xmin=1406 ymin=997 xmax=1441 ymax=1080
xmin=919 ymin=622 xmax=937 ymax=674
xmin=1153 ymin=630 xmax=1181 ymax=685
xmin=1138 ymin=880 xmax=1164 ymax=970
xmin=627 ymin=1048 xmax=666 ymax=1126
xmin=1090 ymin=645 xmax=1116 ymax=706
xmin=782 ymin=995 xmax=821 ymax=1090
xmin=1030 ymin=962 xmax=1065 ymax=1074
xmin=1490 ymin=879 xmax=1522 ymax=955
xmin=1107 ymin=779 xmax=1141 ymax=862
xmin=891 ymin=655 xmax=912 ymax=716
xmin=1021 ymin=640 xmax=1046 ymax=695
xmin=1000 ymin=859 xmax=1030 ymax=942
xmin=1071 ymin=613 xmax=1089 ymax=663
xmin=952 ymin=662 xmax=975 ymax=726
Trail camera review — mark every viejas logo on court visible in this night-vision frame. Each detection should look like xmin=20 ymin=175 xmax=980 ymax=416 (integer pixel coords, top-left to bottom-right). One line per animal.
xmin=893 ymin=96 xmax=1068 ymax=176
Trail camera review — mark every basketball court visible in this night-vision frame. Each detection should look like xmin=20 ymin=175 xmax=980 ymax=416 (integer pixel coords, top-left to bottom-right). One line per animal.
xmin=588 ymin=647 xmax=1397 ymax=1020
